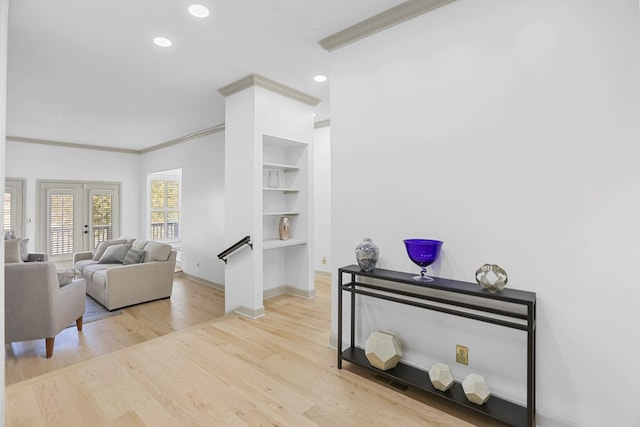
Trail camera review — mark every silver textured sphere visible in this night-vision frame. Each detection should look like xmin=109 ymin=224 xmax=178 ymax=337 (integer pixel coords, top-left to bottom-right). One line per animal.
xmin=475 ymin=264 xmax=508 ymax=293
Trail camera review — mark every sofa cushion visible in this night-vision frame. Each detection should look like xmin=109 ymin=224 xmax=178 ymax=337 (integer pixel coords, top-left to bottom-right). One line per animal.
xmin=92 ymin=270 xmax=108 ymax=288
xmin=75 ymin=259 xmax=97 ymax=274
xmin=124 ymin=248 xmax=146 ymax=265
xmin=92 ymin=239 xmax=126 ymax=261
xmin=5 ymin=239 xmax=22 ymax=263
xmin=98 ymin=244 xmax=131 ymax=264
xmin=144 ymin=241 xmax=172 ymax=262
xmin=82 ymin=263 xmax=110 ymax=281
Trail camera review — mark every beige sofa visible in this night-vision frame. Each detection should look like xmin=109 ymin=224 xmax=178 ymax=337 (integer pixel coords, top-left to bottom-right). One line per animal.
xmin=73 ymin=238 xmax=176 ymax=310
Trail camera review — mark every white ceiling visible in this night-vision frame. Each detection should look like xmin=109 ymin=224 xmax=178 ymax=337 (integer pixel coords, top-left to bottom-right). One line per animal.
xmin=6 ymin=0 xmax=404 ymax=151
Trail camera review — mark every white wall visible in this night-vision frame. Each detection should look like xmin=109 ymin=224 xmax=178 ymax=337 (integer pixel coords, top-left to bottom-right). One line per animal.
xmin=1 ymin=0 xmax=9 ymax=422
xmin=313 ymin=125 xmax=331 ymax=274
xmin=140 ymin=130 xmax=225 ymax=285
xmin=330 ymin=0 xmax=640 ymax=425
xmin=5 ymin=141 xmax=142 ymax=250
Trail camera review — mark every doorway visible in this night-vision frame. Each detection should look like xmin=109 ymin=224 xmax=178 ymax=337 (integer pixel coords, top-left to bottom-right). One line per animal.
xmin=37 ymin=180 xmax=121 ymax=261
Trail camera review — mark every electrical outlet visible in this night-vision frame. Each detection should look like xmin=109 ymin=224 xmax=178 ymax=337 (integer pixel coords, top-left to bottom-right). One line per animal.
xmin=321 ymin=256 xmax=327 ymax=265
xmin=456 ymin=345 xmax=468 ymax=365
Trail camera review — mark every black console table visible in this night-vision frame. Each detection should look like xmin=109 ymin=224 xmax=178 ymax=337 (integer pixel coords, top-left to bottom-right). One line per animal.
xmin=337 ymin=265 xmax=536 ymax=427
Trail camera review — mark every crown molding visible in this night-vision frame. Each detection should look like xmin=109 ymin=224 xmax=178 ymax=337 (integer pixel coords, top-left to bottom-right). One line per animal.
xmin=218 ymin=73 xmax=320 ymax=106
xmin=314 ymin=119 xmax=330 ymax=129
xmin=141 ymin=123 xmax=226 ymax=154
xmin=7 ymin=119 xmax=329 ymax=155
xmin=318 ymin=0 xmax=456 ymax=52
xmin=7 ymin=123 xmax=226 ymax=155
xmin=6 ymin=135 xmax=141 ymax=154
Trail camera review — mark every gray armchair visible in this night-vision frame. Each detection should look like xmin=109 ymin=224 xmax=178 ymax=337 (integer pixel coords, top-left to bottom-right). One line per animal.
xmin=5 ymin=261 xmax=85 ymax=358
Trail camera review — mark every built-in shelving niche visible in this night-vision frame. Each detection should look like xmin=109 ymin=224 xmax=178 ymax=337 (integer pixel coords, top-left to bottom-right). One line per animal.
xmin=262 ymin=135 xmax=309 ymax=293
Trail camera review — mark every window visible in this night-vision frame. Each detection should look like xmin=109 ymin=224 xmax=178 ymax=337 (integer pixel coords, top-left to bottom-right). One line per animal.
xmin=4 ymin=178 xmax=25 ymax=237
xmin=149 ymin=170 xmax=181 ymax=240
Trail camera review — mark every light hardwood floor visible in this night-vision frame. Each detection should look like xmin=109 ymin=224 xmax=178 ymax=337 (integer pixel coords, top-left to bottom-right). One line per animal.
xmin=5 ymin=275 xmax=225 ymax=385
xmin=5 ymin=275 xmax=500 ymax=426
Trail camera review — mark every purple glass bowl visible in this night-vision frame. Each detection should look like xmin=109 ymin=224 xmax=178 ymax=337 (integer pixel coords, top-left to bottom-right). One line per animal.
xmin=403 ymin=239 xmax=443 ymax=282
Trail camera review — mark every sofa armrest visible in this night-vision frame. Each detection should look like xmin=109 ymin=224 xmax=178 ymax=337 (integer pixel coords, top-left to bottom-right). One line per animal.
xmin=27 ymin=253 xmax=48 ymax=262
xmin=73 ymin=251 xmax=93 ymax=265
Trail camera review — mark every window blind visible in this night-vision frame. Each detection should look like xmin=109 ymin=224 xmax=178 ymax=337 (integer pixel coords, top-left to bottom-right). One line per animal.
xmin=49 ymin=193 xmax=75 ymax=255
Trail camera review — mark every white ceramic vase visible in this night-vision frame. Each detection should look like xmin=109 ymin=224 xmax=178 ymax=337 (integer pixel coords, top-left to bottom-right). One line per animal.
xmin=278 ymin=216 xmax=290 ymax=240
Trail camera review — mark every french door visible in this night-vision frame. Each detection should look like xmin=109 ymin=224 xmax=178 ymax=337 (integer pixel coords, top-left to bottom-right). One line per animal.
xmin=37 ymin=181 xmax=121 ymax=260
xmin=4 ymin=178 xmax=25 ymax=237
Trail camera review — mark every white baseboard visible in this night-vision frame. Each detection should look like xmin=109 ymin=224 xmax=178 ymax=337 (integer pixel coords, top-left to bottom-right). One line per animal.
xmin=234 ymin=305 xmax=265 ymax=319
xmin=180 ymin=272 xmax=225 ymax=292
xmin=534 ymin=412 xmax=575 ymax=427
xmin=264 ymin=286 xmax=316 ymax=300
xmin=314 ymin=270 xmax=332 ymax=278
xmin=328 ymin=332 xmax=338 ymax=350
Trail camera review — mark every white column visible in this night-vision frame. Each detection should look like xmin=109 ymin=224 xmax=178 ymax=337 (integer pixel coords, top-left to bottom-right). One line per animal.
xmin=220 ymin=75 xmax=317 ymax=317
xmin=1 ymin=0 xmax=10 ymax=421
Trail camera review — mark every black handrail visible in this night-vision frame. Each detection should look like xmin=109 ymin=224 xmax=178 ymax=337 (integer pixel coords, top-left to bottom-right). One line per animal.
xmin=217 ymin=236 xmax=253 ymax=264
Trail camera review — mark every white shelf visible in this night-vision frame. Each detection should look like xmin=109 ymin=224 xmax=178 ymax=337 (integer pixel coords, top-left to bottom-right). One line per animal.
xmin=263 ymin=162 xmax=300 ymax=172
xmin=263 ymin=239 xmax=307 ymax=250
xmin=263 ymin=187 xmax=299 ymax=193
xmin=263 ymin=211 xmax=300 ymax=216
xmin=263 ymin=134 xmax=307 ymax=148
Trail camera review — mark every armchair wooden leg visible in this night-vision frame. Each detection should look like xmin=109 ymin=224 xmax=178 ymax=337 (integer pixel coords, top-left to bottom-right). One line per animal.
xmin=76 ymin=316 xmax=83 ymax=331
xmin=45 ymin=337 xmax=54 ymax=358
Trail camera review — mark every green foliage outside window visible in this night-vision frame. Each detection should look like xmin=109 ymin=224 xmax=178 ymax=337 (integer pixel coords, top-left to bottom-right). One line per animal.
xmin=150 ymin=179 xmax=180 ymax=239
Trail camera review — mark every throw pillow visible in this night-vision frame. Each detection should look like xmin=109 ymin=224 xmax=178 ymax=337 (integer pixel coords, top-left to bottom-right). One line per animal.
xmin=144 ymin=241 xmax=172 ymax=262
xmin=132 ymin=239 xmax=148 ymax=250
xmin=57 ymin=268 xmax=78 ymax=286
xmin=4 ymin=239 xmax=22 ymax=263
xmin=117 ymin=236 xmax=136 ymax=244
xmin=92 ymin=239 xmax=126 ymax=261
xmin=4 ymin=230 xmax=15 ymax=240
xmin=19 ymin=238 xmax=29 ymax=262
xmin=98 ymin=244 xmax=132 ymax=264
xmin=123 ymin=248 xmax=146 ymax=265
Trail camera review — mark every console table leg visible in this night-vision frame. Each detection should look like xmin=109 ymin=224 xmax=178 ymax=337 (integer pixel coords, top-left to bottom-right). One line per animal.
xmin=337 ymin=272 xmax=343 ymax=369
xmin=350 ymin=274 xmax=355 ymax=349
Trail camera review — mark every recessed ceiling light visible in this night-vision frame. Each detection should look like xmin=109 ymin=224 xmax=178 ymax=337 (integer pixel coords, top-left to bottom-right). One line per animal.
xmin=314 ymin=75 xmax=327 ymax=83
xmin=153 ymin=37 xmax=172 ymax=47
xmin=188 ymin=4 xmax=210 ymax=18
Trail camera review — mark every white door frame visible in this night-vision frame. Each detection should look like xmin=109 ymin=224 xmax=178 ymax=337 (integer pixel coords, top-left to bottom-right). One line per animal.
xmin=37 ymin=180 xmax=121 ymax=260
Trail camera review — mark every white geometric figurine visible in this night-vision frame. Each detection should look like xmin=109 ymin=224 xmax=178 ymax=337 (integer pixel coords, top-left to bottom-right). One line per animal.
xmin=462 ymin=373 xmax=491 ymax=405
xmin=364 ymin=330 xmax=402 ymax=371
xmin=428 ymin=363 xmax=454 ymax=392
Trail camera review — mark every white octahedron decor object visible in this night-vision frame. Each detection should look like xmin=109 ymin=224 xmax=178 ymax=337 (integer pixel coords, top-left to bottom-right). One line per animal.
xmin=462 ymin=374 xmax=491 ymax=405
xmin=428 ymin=363 xmax=454 ymax=392
xmin=364 ymin=330 xmax=402 ymax=371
